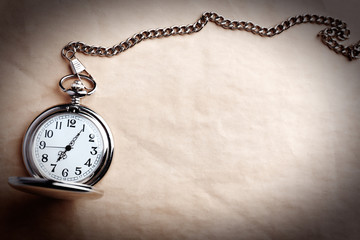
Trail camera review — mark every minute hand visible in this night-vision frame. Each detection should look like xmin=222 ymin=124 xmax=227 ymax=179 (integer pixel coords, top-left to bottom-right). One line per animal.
xmin=69 ymin=129 xmax=83 ymax=147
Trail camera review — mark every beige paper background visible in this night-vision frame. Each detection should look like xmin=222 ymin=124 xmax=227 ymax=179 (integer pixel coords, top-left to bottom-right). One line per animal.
xmin=0 ymin=0 xmax=359 ymax=239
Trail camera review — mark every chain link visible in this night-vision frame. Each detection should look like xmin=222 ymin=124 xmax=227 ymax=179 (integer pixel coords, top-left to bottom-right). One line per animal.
xmin=62 ymin=12 xmax=359 ymax=60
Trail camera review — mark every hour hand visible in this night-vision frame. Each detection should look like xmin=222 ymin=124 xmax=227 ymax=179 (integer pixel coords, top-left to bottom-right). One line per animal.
xmin=57 ymin=151 xmax=67 ymax=162
xmin=56 ymin=145 xmax=72 ymax=162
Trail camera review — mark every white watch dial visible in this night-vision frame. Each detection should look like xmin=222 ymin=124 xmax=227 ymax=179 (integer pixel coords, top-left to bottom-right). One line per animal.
xmin=32 ymin=112 xmax=104 ymax=183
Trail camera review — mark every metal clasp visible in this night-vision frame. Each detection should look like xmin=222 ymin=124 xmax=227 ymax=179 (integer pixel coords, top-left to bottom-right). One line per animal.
xmin=61 ymin=44 xmax=94 ymax=80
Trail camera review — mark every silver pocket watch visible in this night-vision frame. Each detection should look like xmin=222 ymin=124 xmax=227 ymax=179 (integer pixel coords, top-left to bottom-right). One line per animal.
xmin=9 ymin=56 xmax=114 ymax=200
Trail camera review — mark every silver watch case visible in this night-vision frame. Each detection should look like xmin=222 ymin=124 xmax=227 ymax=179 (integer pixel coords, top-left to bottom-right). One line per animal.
xmin=9 ymin=103 xmax=114 ymax=199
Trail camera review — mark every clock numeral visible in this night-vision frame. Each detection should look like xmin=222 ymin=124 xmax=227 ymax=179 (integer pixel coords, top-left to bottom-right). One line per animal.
xmin=75 ymin=167 xmax=82 ymax=175
xmin=82 ymin=124 xmax=85 ymax=132
xmin=89 ymin=134 xmax=95 ymax=142
xmin=62 ymin=168 xmax=69 ymax=177
xmin=50 ymin=164 xmax=57 ymax=172
xmin=39 ymin=141 xmax=46 ymax=149
xmin=45 ymin=130 xmax=53 ymax=138
xmin=84 ymin=158 xmax=92 ymax=167
xmin=41 ymin=154 xmax=48 ymax=162
xmin=90 ymin=147 xmax=98 ymax=155
xmin=55 ymin=121 xmax=62 ymax=130
xmin=67 ymin=119 xmax=76 ymax=128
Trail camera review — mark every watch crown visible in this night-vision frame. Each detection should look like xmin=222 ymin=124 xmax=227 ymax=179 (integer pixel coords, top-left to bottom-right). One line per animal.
xmin=71 ymin=80 xmax=86 ymax=91
xmin=59 ymin=74 xmax=97 ymax=105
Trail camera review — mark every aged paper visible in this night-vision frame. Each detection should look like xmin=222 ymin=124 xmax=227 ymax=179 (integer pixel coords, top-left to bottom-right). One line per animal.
xmin=1 ymin=0 xmax=359 ymax=239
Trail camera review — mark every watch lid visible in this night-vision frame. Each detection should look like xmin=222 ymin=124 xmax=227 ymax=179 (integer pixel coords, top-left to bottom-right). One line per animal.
xmin=8 ymin=176 xmax=103 ymax=200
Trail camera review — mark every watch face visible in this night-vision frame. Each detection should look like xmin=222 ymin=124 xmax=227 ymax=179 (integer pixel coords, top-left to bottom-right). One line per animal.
xmin=23 ymin=104 xmax=113 ymax=185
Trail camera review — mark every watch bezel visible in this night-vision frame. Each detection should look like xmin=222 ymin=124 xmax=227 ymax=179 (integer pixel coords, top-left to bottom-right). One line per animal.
xmin=22 ymin=104 xmax=114 ymax=186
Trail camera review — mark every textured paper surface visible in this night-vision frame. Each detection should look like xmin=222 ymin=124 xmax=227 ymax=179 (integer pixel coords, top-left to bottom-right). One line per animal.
xmin=1 ymin=0 xmax=360 ymax=239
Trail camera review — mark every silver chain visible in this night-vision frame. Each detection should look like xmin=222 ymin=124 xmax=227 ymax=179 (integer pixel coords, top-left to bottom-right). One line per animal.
xmin=62 ymin=12 xmax=359 ymax=60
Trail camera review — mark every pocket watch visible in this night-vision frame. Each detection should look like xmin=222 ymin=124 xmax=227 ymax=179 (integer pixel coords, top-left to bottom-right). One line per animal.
xmin=8 ymin=12 xmax=359 ymax=200
xmin=9 ymin=69 xmax=114 ymax=200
